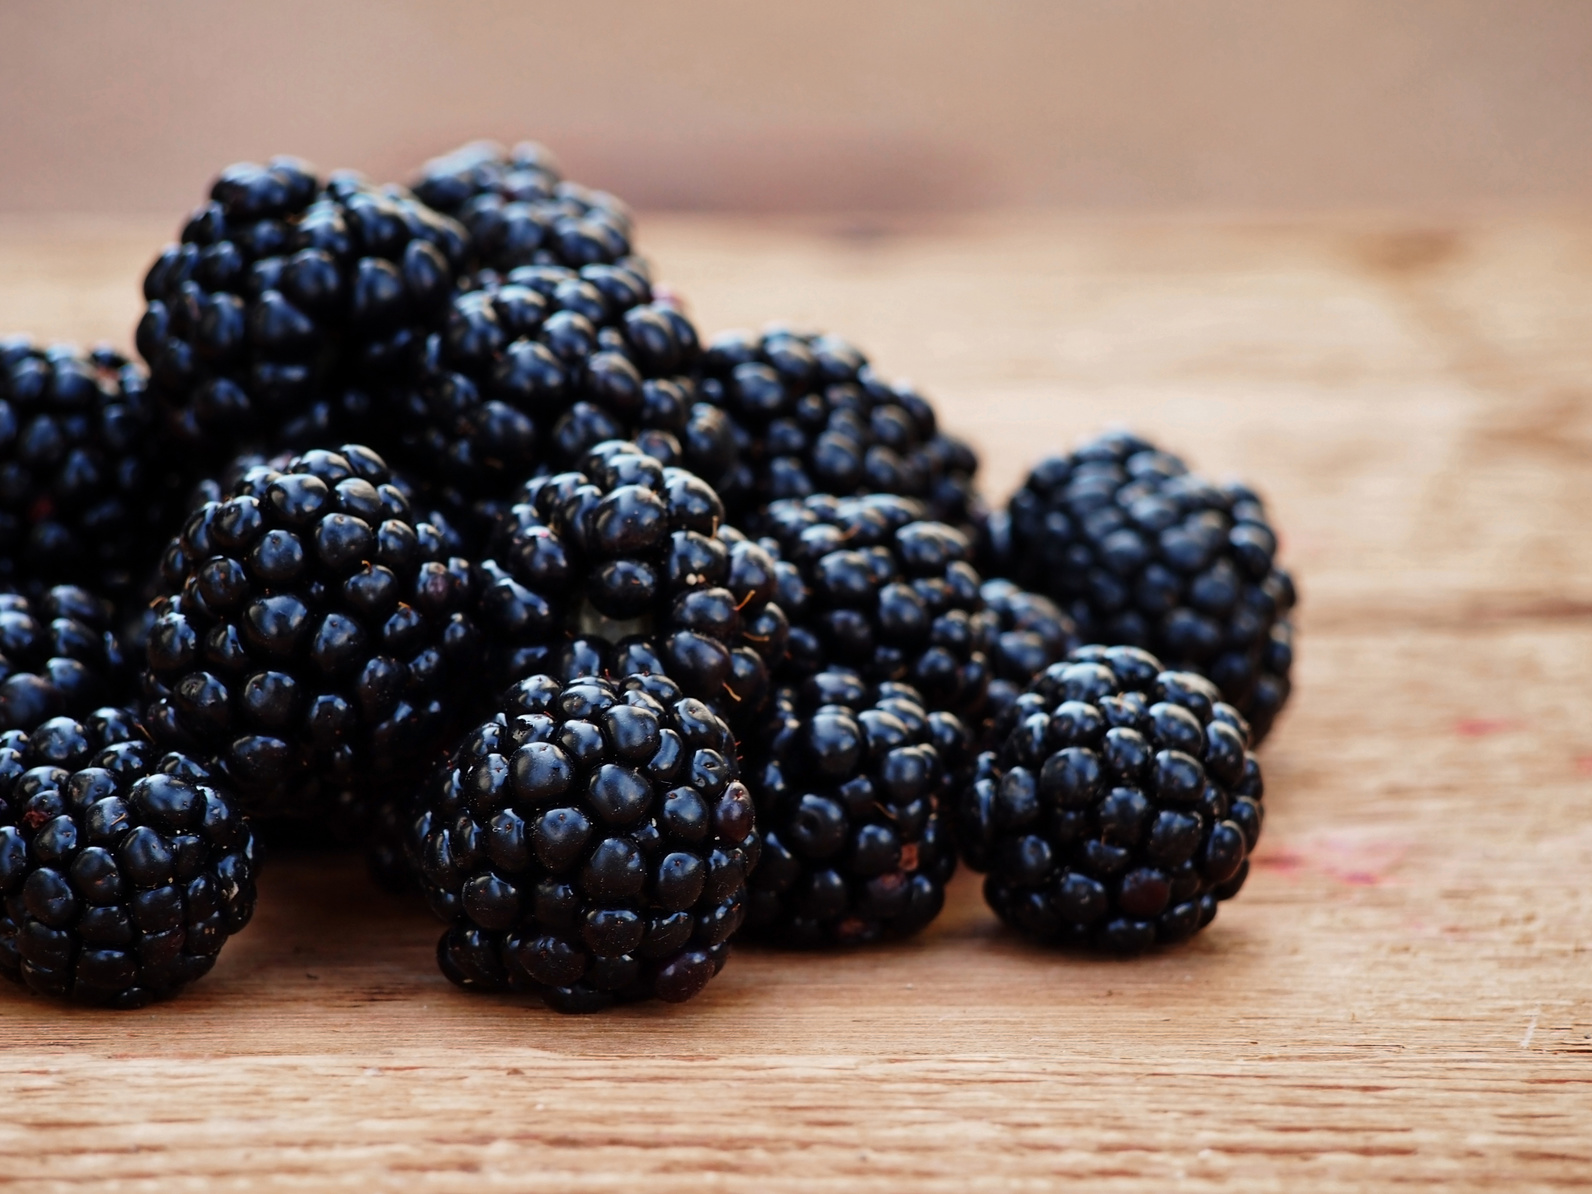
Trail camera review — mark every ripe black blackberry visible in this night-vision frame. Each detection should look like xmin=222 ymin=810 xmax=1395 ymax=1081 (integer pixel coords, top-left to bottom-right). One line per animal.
xmin=478 ymin=441 xmax=788 ymax=718
xmin=980 ymin=579 xmax=1080 ymax=737
xmin=956 ymin=645 xmax=1264 ymax=953
xmin=383 ymin=262 xmax=735 ymax=529
xmin=698 ymin=327 xmax=980 ymax=527
xmin=759 ymin=493 xmax=993 ymax=720
xmin=982 ymin=431 xmax=1296 ymax=743
xmin=142 ymin=445 xmax=481 ymax=817
xmin=136 ymin=156 xmax=468 ymax=459
xmin=0 ymin=709 xmax=257 ymax=1006
xmin=0 ymin=586 xmax=131 ymax=731
xmin=413 ymin=670 xmax=756 ymax=1012
xmin=743 ymin=672 xmax=966 ymax=946
xmin=0 ymin=341 xmax=179 ymax=598
xmin=411 ymin=141 xmax=636 ymax=276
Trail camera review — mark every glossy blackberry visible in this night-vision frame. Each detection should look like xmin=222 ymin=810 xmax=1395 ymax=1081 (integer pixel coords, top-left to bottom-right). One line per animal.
xmin=136 ymin=156 xmax=468 ymax=459
xmin=478 ymin=441 xmax=787 ymax=718
xmin=956 ymin=645 xmax=1264 ymax=953
xmin=743 ymin=673 xmax=966 ymax=946
xmin=0 ymin=340 xmax=179 ymax=598
xmin=698 ymin=327 xmax=979 ymax=526
xmin=411 ymin=141 xmax=635 ymax=275
xmin=0 ymin=586 xmax=130 ymax=731
xmin=980 ymin=579 xmax=1080 ymax=738
xmin=413 ymin=670 xmax=756 ymax=1012
xmin=760 ymin=493 xmax=993 ymax=720
xmin=384 ymin=262 xmax=734 ymax=525
xmin=142 ymin=445 xmax=481 ymax=816
xmin=0 ymin=710 xmax=257 ymax=1006
xmin=981 ymin=431 xmax=1296 ymax=743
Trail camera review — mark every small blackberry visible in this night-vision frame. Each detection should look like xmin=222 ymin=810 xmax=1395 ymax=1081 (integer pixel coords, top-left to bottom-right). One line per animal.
xmin=142 ymin=445 xmax=481 ymax=816
xmin=980 ymin=579 xmax=1080 ymax=737
xmin=0 ymin=709 xmax=257 ymax=1006
xmin=136 ymin=156 xmax=468 ymax=459
xmin=982 ymin=431 xmax=1296 ymax=743
xmin=413 ymin=670 xmax=756 ymax=1012
xmin=0 ymin=586 xmax=130 ymax=731
xmin=411 ymin=141 xmax=636 ymax=276
xmin=743 ymin=672 xmax=966 ymax=946
xmin=478 ymin=441 xmax=788 ymax=718
xmin=383 ymin=262 xmax=735 ymax=526
xmin=956 ymin=645 xmax=1264 ymax=953
xmin=759 ymin=493 xmax=993 ymax=720
xmin=0 ymin=341 xmax=178 ymax=598
xmin=697 ymin=327 xmax=980 ymax=527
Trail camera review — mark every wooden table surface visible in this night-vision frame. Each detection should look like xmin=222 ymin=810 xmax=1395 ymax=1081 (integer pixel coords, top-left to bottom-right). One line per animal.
xmin=0 ymin=211 xmax=1588 ymax=1191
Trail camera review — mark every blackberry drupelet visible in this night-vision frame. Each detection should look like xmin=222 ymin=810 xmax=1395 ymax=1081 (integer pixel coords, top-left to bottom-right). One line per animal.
xmin=0 ymin=341 xmax=176 ymax=598
xmin=136 ymin=156 xmax=468 ymax=460
xmin=697 ymin=327 xmax=980 ymax=527
xmin=759 ymin=493 xmax=993 ymax=721
xmin=478 ymin=441 xmax=787 ymax=717
xmin=384 ymin=259 xmax=734 ymax=524
xmin=982 ymin=431 xmax=1296 ymax=743
xmin=413 ymin=670 xmax=756 ymax=1012
xmin=980 ymin=579 xmax=1080 ymax=737
xmin=411 ymin=141 xmax=635 ymax=276
xmin=0 ymin=586 xmax=130 ymax=731
xmin=0 ymin=709 xmax=257 ymax=1006
xmin=956 ymin=645 xmax=1264 ymax=953
xmin=743 ymin=672 xmax=966 ymax=946
xmin=142 ymin=445 xmax=481 ymax=816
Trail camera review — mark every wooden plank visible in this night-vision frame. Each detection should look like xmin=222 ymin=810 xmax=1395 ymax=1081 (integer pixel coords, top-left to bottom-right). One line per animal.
xmin=0 ymin=213 xmax=1587 ymax=1191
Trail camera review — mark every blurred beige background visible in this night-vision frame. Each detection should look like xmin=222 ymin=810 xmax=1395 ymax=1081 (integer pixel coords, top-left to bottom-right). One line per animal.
xmin=2 ymin=0 xmax=1589 ymax=216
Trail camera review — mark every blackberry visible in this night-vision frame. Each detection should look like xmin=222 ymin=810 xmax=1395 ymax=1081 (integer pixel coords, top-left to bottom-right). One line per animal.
xmin=698 ymin=327 xmax=980 ymax=527
xmin=383 ymin=261 xmax=735 ymax=527
xmin=412 ymin=670 xmax=756 ymax=1012
xmin=411 ymin=141 xmax=635 ymax=276
xmin=136 ymin=156 xmax=468 ymax=460
xmin=980 ymin=579 xmax=1080 ymax=737
xmin=955 ymin=645 xmax=1264 ymax=953
xmin=759 ymin=493 xmax=993 ymax=720
xmin=982 ymin=431 xmax=1296 ymax=743
xmin=0 ymin=586 xmax=130 ymax=731
xmin=142 ymin=445 xmax=481 ymax=816
xmin=478 ymin=441 xmax=787 ymax=719
xmin=743 ymin=672 xmax=966 ymax=946
xmin=0 ymin=709 xmax=257 ymax=1006
xmin=0 ymin=340 xmax=178 ymax=599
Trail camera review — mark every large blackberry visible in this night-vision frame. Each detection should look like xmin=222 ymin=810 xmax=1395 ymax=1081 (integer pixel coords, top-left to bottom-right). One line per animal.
xmin=0 ymin=709 xmax=257 ymax=1006
xmin=743 ymin=672 xmax=966 ymax=946
xmin=136 ymin=157 xmax=468 ymax=459
xmin=980 ymin=579 xmax=1080 ymax=737
xmin=759 ymin=493 xmax=993 ymax=720
xmin=982 ymin=431 xmax=1296 ymax=743
xmin=411 ymin=141 xmax=635 ymax=276
xmin=478 ymin=441 xmax=787 ymax=718
xmin=956 ymin=645 xmax=1264 ymax=953
xmin=142 ymin=445 xmax=481 ymax=816
xmin=383 ymin=262 xmax=735 ymax=526
xmin=412 ymin=670 xmax=756 ymax=1012
xmin=0 ymin=341 xmax=177 ymax=598
xmin=697 ymin=327 xmax=980 ymax=527
xmin=0 ymin=586 xmax=130 ymax=731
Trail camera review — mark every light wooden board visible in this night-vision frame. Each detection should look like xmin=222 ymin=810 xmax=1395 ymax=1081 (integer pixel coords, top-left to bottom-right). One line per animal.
xmin=0 ymin=211 xmax=1588 ymax=1191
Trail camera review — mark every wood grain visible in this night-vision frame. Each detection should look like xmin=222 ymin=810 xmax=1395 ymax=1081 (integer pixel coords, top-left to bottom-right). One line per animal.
xmin=0 ymin=212 xmax=1589 ymax=1191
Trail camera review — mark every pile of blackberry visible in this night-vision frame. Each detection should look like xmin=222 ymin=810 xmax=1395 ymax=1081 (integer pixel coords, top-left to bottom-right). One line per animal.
xmin=956 ymin=646 xmax=1263 ymax=952
xmin=412 ymin=671 xmax=755 ymax=1011
xmin=0 ymin=136 xmax=1298 ymax=1011
xmin=0 ymin=709 xmax=257 ymax=1006
xmin=981 ymin=431 xmax=1295 ymax=742
xmin=698 ymin=327 xmax=980 ymax=528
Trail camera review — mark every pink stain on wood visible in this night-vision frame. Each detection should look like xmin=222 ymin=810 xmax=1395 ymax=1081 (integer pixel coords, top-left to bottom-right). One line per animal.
xmin=1256 ymin=835 xmax=1407 ymax=888
xmin=1575 ymin=755 xmax=1592 ymax=776
xmin=1454 ymin=717 xmax=1517 ymax=738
